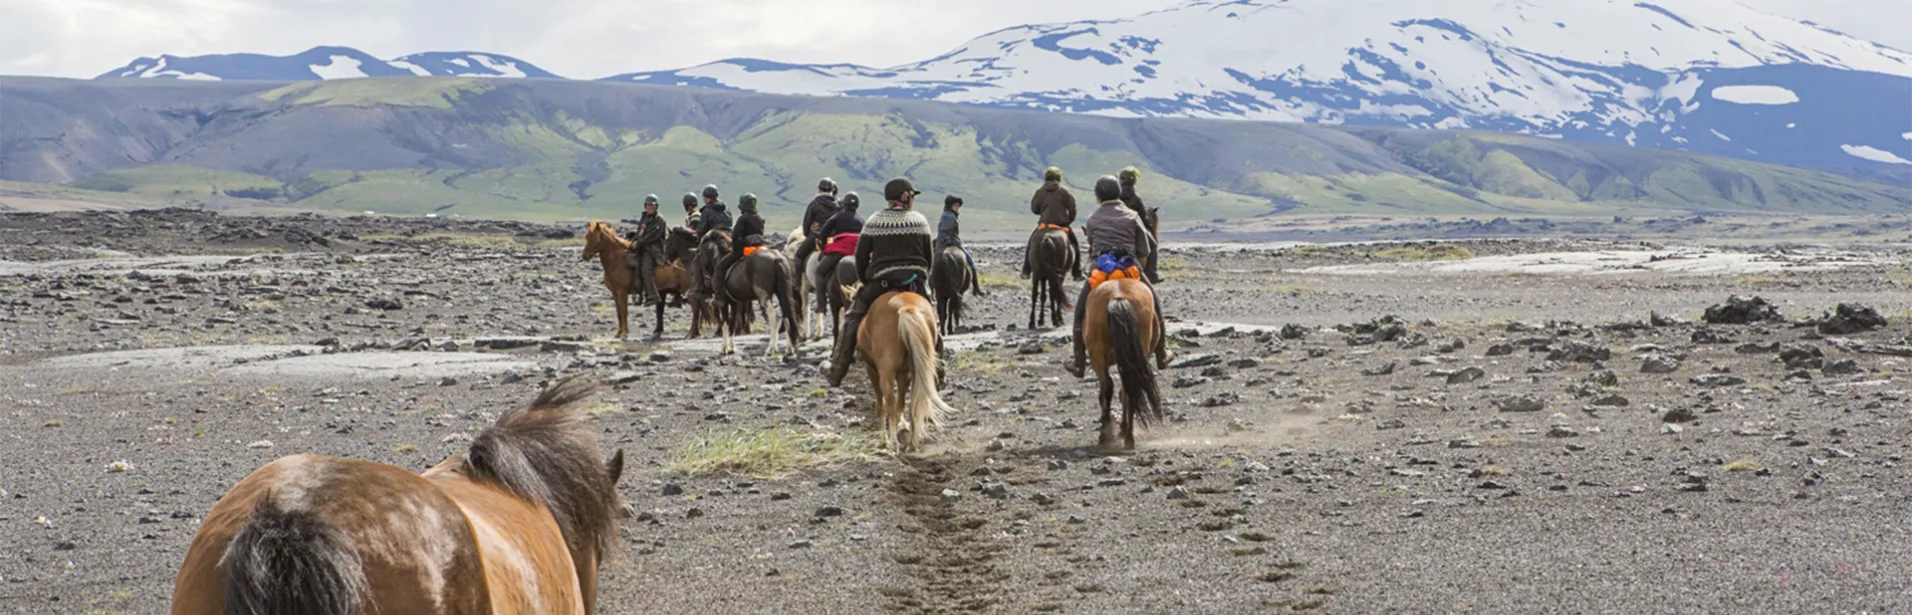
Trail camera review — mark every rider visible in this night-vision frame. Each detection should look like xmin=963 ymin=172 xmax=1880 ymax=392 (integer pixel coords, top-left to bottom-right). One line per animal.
xmin=816 ymin=192 xmax=864 ymax=309
xmin=694 ymin=184 xmax=732 ymax=240
xmin=1068 ymin=175 xmax=1165 ymax=379
xmin=714 ymin=193 xmax=766 ymax=289
xmin=796 ymin=178 xmax=839 ymax=275
xmin=682 ymin=193 xmax=701 ymax=230
xmin=1024 ymin=166 xmax=1085 ymax=281
xmin=1117 ymin=167 xmax=1163 ymax=283
xmin=625 ymin=194 xmax=669 ymax=306
xmin=826 ymin=178 xmax=936 ymax=387
xmin=935 ymin=195 xmax=984 ymax=296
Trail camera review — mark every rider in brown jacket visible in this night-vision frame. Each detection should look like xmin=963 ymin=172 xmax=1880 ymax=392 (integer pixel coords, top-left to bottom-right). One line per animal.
xmin=1023 ymin=167 xmax=1085 ymax=281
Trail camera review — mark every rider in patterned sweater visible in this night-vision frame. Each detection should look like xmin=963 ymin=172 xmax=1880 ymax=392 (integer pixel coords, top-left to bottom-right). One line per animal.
xmin=1068 ymin=175 xmax=1168 ymax=378
xmin=826 ymin=178 xmax=937 ymax=387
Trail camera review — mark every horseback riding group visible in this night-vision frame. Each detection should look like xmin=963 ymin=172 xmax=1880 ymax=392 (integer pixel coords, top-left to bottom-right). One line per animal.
xmin=166 ymin=168 xmax=1172 ymax=614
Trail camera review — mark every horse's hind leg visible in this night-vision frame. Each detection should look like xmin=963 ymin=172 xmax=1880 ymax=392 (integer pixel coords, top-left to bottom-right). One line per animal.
xmin=614 ymin=290 xmax=630 ymax=339
xmin=876 ymin=368 xmax=899 ymax=450
xmin=1097 ymin=372 xmax=1118 ymax=448
xmin=1028 ymin=278 xmax=1040 ymax=330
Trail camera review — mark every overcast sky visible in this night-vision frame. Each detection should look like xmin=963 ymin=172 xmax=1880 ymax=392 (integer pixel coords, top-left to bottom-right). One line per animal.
xmin=2 ymin=0 xmax=1905 ymax=79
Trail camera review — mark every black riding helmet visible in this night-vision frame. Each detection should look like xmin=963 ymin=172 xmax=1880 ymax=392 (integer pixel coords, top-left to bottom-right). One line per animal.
xmin=817 ymin=177 xmax=838 ymax=194
xmin=702 ymin=184 xmax=719 ymax=199
xmin=681 ymin=193 xmax=698 ymax=209
xmin=738 ymin=193 xmax=759 ymax=214
xmin=1094 ymin=175 xmax=1122 ymax=202
xmin=840 ymin=192 xmax=860 ymax=211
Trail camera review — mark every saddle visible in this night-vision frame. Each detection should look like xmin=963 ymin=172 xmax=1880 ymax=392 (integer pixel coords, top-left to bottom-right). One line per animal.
xmin=1088 ymin=251 xmax=1141 ymax=290
xmin=824 ymin=233 xmax=860 ymax=256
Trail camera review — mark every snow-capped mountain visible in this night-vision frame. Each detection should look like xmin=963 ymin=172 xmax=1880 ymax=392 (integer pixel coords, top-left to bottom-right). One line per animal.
xmin=97 ymin=46 xmax=560 ymax=81
xmin=606 ymin=0 xmax=1912 ymax=179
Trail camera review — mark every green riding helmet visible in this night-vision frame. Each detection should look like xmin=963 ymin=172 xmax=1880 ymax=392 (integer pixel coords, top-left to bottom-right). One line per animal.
xmin=738 ymin=193 xmax=759 ymax=213
xmin=1118 ymin=166 xmax=1140 ymax=186
xmin=1043 ymin=166 xmax=1063 ymax=182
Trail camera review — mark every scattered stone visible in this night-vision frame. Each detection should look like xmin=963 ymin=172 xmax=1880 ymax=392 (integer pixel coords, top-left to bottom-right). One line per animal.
xmin=365 ymin=298 xmax=404 ymax=311
xmin=1485 ymin=343 xmax=1516 ymax=357
xmin=1661 ymin=423 xmax=1684 ymax=435
xmin=1590 ymin=394 xmax=1630 ymax=407
xmin=1492 ymin=394 xmax=1547 ymax=413
xmin=1170 ymin=354 xmax=1222 ymax=369
xmin=1690 ymin=327 xmax=1735 ymax=345
xmin=1017 ymin=341 xmax=1045 ymax=355
xmin=1548 ymin=340 xmax=1612 ymax=363
xmin=1640 ymin=356 xmax=1680 ymax=374
xmin=1735 ymin=342 xmax=1780 ymax=355
xmin=661 ymin=483 xmax=684 ymax=496
xmin=1199 ymin=392 xmax=1240 ymax=408
xmin=1822 ymin=359 xmax=1862 ymax=376
xmin=1702 ymin=295 xmax=1783 ymax=325
xmin=1546 ymin=425 xmax=1580 ymax=438
xmin=1172 ymin=376 xmax=1211 ymax=389
xmin=1650 ymin=311 xmax=1683 ymax=327
xmin=1662 ymin=407 xmax=1698 ymax=423
xmin=1166 ymin=486 xmax=1189 ymax=500
xmin=1361 ymin=361 xmax=1397 ymax=376
xmin=815 ymin=505 xmax=845 ymax=518
xmin=1444 ymin=366 xmax=1486 ymax=385
xmin=1816 ymin=303 xmax=1887 ymax=335
xmin=1376 ymin=419 xmax=1407 ymax=430
xmin=245 ymin=440 xmax=273 ymax=449
xmin=1690 ymin=374 xmax=1746 ymax=388
xmin=1227 ymin=358 xmax=1261 ymax=369
xmin=1781 ymin=345 xmax=1825 ymax=370
xmin=1586 ymin=370 xmax=1619 ymax=387
xmin=1279 ymin=324 xmax=1308 ymax=340
xmin=1436 ymin=339 xmax=1466 ymax=354
xmin=541 ymin=340 xmax=587 ymax=353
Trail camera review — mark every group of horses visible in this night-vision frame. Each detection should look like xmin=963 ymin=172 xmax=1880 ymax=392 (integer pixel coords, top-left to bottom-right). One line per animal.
xmin=166 ymin=208 xmax=1167 ymax=614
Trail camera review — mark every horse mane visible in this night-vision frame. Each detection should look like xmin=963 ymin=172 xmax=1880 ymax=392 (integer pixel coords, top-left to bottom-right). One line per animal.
xmin=463 ymin=377 xmax=618 ymax=562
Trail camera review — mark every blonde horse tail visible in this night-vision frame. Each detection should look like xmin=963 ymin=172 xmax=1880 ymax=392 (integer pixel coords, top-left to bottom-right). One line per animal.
xmin=1107 ymin=296 xmax=1163 ymax=428
xmin=898 ymin=304 xmax=954 ymax=438
xmin=221 ymin=497 xmax=369 ymax=615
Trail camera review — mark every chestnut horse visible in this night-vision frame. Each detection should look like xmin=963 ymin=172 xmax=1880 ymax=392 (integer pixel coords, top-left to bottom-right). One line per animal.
xmin=1084 ymin=278 xmax=1164 ymax=449
xmin=579 ymin=221 xmax=706 ymax=339
xmin=169 ymin=377 xmax=626 ymax=615
xmin=857 ymin=291 xmax=955 ymax=452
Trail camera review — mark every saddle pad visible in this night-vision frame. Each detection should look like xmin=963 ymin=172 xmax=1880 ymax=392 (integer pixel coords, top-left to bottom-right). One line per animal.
xmin=1037 ymin=223 xmax=1069 ymax=231
xmin=743 ymin=245 xmax=763 ymax=257
xmin=824 ymin=233 xmax=860 ymax=256
xmin=1088 ymin=253 xmax=1140 ymax=290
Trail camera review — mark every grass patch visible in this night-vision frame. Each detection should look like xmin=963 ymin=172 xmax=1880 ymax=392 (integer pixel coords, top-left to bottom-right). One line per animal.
xmin=1268 ymin=283 xmax=1316 ymax=295
xmin=359 ymin=232 xmax=520 ymax=250
xmin=978 ymin=271 xmax=1021 ymax=289
xmin=1722 ymin=458 xmax=1758 ymax=472
xmin=668 ymin=427 xmax=881 ymax=478
xmin=1368 ymin=243 xmax=1475 ymax=262
xmin=950 ymin=350 xmax=1006 ymax=376
xmin=391 ymin=443 xmax=419 ymax=453
xmin=1158 ymin=256 xmax=1190 ymax=272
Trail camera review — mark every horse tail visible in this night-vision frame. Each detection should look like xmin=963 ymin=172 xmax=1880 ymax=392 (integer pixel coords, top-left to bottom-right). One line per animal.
xmin=220 ymin=497 xmax=368 ymax=615
xmin=899 ymin=303 xmax=955 ymax=437
xmin=1107 ymin=296 xmax=1163 ymax=428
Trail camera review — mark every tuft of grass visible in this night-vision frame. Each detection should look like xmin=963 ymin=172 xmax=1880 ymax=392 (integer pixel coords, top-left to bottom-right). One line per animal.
xmin=1157 ymin=256 xmax=1190 ymax=272
xmin=392 ymin=443 xmax=419 ymax=453
xmin=1476 ymin=465 xmax=1508 ymax=476
xmin=668 ymin=427 xmax=881 ymax=478
xmin=977 ymin=272 xmax=1020 ymax=289
xmin=950 ymin=350 xmax=1005 ymax=376
xmin=1722 ymin=458 xmax=1758 ymax=472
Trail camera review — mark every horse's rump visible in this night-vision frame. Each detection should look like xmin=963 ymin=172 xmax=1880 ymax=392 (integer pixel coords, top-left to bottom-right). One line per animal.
xmin=220 ymin=495 xmax=370 ymax=615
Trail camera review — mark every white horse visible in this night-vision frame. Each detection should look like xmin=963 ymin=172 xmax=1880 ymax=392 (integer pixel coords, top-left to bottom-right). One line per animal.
xmin=785 ymin=225 xmax=828 ymax=341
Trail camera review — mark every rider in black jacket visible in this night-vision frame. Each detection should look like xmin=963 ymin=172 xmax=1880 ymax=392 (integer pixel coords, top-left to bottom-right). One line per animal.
xmin=714 ymin=193 xmax=766 ymax=288
xmin=624 ymin=194 xmax=669 ymax=306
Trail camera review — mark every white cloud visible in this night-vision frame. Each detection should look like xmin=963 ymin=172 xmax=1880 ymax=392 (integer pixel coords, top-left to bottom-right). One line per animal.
xmin=0 ymin=0 xmax=1905 ymax=80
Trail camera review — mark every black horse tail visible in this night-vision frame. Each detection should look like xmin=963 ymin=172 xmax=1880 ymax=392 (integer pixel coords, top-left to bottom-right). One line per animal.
xmin=220 ymin=497 xmax=368 ymax=615
xmin=1107 ymin=297 xmax=1163 ymax=428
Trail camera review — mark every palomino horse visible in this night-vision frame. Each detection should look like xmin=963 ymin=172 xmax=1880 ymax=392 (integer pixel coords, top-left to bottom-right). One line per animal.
xmin=1026 ymin=228 xmax=1074 ymax=329
xmin=1084 ymin=278 xmax=1164 ymax=449
xmin=930 ymin=246 xmax=977 ymax=336
xmin=716 ymin=247 xmax=802 ymax=357
xmin=579 ymin=221 xmax=706 ymax=339
xmin=170 ymin=377 xmax=625 ymax=615
xmin=857 ymin=291 xmax=955 ymax=451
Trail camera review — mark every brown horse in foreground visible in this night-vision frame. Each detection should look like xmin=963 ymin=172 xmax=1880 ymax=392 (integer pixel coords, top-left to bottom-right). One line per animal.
xmin=857 ymin=291 xmax=954 ymax=452
xmin=580 ymin=221 xmax=706 ymax=339
xmin=170 ymin=378 xmax=625 ymax=615
xmin=1026 ymin=228 xmax=1074 ymax=329
xmin=1084 ymin=279 xmax=1164 ymax=449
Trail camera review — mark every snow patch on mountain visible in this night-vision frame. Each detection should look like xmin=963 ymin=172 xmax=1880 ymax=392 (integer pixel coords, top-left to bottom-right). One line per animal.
xmin=1711 ymin=85 xmax=1800 ymax=104
xmin=1843 ymin=145 xmax=1912 ymax=165
xmin=308 ymin=55 xmax=367 ymax=80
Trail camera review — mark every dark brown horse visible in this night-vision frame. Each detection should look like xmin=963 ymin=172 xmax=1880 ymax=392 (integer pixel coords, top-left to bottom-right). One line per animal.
xmin=930 ymin=246 xmax=977 ymax=336
xmin=1084 ymin=279 xmax=1164 ymax=449
xmin=1026 ymin=228 xmax=1073 ymax=329
xmin=170 ymin=377 xmax=625 ymax=615
xmin=822 ymin=257 xmax=859 ymax=339
xmin=716 ymin=247 xmax=802 ymax=357
xmin=688 ymin=230 xmax=730 ymax=336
